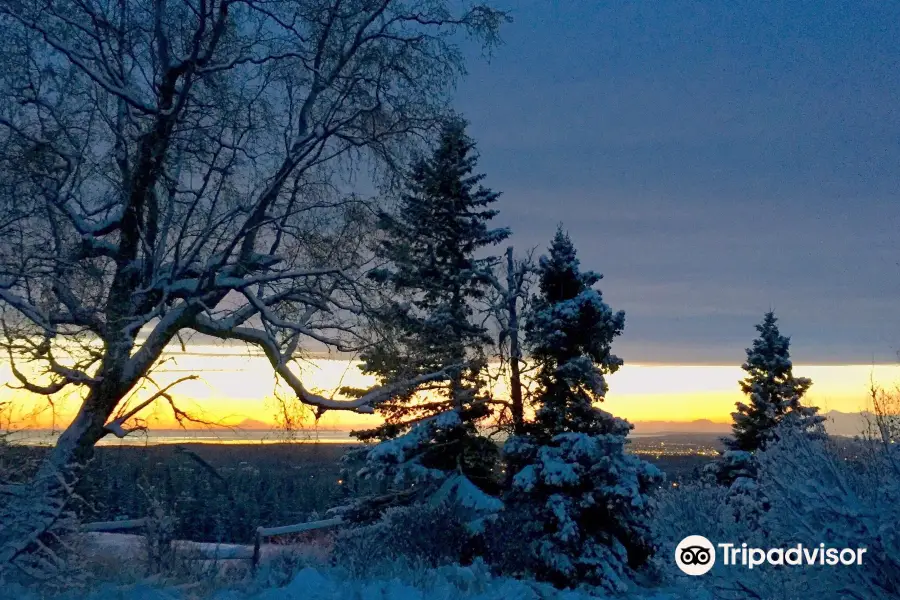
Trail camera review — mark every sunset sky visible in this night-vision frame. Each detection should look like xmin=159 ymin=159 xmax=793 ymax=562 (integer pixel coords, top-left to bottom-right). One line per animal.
xmin=4 ymin=345 xmax=899 ymax=432
xmin=4 ymin=2 xmax=899 ymax=435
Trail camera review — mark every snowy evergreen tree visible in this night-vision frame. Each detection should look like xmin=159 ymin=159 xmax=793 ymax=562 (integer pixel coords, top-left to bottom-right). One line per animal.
xmin=725 ymin=311 xmax=822 ymax=453
xmin=492 ymin=228 xmax=662 ymax=592
xmin=706 ymin=311 xmax=823 ymax=516
xmin=343 ymin=119 xmax=510 ymax=520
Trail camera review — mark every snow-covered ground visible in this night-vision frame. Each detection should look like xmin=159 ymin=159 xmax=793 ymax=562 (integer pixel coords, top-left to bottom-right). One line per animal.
xmin=5 ymin=534 xmax=698 ymax=600
xmin=6 ymin=561 xmax=697 ymax=600
xmin=230 ymin=563 xmax=695 ymax=600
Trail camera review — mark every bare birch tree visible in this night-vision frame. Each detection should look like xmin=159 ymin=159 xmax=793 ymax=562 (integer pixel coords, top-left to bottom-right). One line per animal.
xmin=485 ymin=246 xmax=534 ymax=437
xmin=0 ymin=0 xmax=505 ymax=574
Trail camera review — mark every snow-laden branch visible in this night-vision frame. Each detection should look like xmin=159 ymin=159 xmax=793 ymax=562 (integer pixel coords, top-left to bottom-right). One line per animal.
xmin=163 ymin=266 xmax=344 ymax=296
xmin=0 ymin=322 xmax=100 ymax=395
xmin=240 ymin=288 xmax=359 ymax=351
xmin=122 ymin=305 xmax=194 ymax=383
xmin=0 ymin=0 xmax=507 ymax=572
xmin=0 ymin=291 xmax=53 ymax=333
xmin=191 ymin=314 xmax=459 ymax=414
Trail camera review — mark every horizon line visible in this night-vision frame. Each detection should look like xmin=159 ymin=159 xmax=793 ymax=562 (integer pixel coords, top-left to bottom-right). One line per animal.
xmin=13 ymin=409 xmax=874 ymax=432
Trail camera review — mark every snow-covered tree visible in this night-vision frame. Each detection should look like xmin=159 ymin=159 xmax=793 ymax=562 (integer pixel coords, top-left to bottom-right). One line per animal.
xmin=494 ymin=227 xmax=662 ymax=592
xmin=726 ymin=311 xmax=822 ymax=453
xmin=706 ymin=312 xmax=821 ymax=509
xmin=0 ymin=0 xmax=506 ymax=576
xmin=344 ymin=120 xmax=509 ymax=517
xmin=659 ymin=422 xmax=900 ymax=600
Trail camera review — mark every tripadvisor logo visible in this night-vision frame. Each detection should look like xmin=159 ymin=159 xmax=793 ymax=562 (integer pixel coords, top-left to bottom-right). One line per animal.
xmin=675 ymin=535 xmax=716 ymax=575
xmin=675 ymin=536 xmax=868 ymax=575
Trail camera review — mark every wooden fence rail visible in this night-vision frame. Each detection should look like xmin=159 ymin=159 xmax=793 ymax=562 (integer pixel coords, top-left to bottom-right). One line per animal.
xmin=173 ymin=541 xmax=256 ymax=561
xmin=79 ymin=516 xmax=346 ymax=570
xmin=252 ymin=517 xmax=345 ymax=570
xmin=81 ymin=518 xmax=148 ymax=532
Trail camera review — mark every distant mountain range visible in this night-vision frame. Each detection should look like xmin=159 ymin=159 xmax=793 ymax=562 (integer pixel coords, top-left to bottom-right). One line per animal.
xmin=225 ymin=412 xmax=876 ymax=437
xmin=231 ymin=418 xmax=273 ymax=430
xmin=631 ymin=419 xmax=731 ymax=435
xmin=819 ymin=410 xmax=875 ymax=437
xmin=226 ymin=417 xmax=737 ymax=435
xmin=630 ymin=411 xmax=875 ymax=437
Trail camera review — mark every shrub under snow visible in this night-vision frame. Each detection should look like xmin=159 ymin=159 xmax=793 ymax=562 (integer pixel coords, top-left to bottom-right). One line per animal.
xmin=493 ymin=421 xmax=662 ymax=593
xmin=655 ymin=423 xmax=900 ymax=600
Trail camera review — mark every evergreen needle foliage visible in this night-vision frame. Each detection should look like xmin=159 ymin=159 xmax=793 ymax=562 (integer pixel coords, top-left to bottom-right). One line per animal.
xmin=727 ymin=311 xmax=823 ymax=453
xmin=345 ymin=119 xmax=510 ymax=516
xmin=492 ymin=227 xmax=662 ymax=592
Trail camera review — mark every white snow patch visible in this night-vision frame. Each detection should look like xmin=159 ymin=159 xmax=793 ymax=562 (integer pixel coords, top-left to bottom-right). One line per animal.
xmin=226 ymin=563 xmax=691 ymax=600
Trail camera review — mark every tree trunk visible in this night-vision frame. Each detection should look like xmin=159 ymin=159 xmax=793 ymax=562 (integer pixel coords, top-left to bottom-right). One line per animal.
xmin=506 ymin=247 xmax=525 ymax=436
xmin=40 ymin=399 xmax=113 ymax=480
xmin=502 ymin=247 xmax=526 ymax=491
xmin=449 ymin=284 xmax=466 ymax=412
xmin=1 ymin=387 xmax=120 ymax=574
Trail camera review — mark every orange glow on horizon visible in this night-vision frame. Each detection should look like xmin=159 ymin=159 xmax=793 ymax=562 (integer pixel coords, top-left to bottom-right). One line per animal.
xmin=2 ymin=346 xmax=898 ymax=433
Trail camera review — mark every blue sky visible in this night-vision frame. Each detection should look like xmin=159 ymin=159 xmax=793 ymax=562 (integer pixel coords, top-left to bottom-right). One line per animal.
xmin=452 ymin=0 xmax=900 ymax=364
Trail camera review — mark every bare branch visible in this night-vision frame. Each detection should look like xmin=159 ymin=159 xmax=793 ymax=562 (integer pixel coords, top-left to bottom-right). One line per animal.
xmin=191 ymin=314 xmax=458 ymax=414
xmin=103 ymin=374 xmax=199 ymax=437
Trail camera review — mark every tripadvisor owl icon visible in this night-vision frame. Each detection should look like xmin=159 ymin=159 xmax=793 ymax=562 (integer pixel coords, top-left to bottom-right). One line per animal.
xmin=676 ymin=535 xmax=716 ymax=575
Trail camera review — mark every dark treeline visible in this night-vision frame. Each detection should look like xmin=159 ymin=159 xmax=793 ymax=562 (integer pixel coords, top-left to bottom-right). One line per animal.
xmin=3 ymin=441 xmax=713 ymax=546
xmin=7 ymin=444 xmax=346 ymax=545
xmin=79 ymin=444 xmax=346 ymax=544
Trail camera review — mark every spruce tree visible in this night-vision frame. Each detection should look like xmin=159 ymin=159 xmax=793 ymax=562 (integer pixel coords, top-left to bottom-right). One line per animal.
xmin=492 ymin=228 xmax=662 ymax=592
xmin=726 ymin=311 xmax=821 ymax=453
xmin=345 ymin=119 xmax=509 ymax=518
